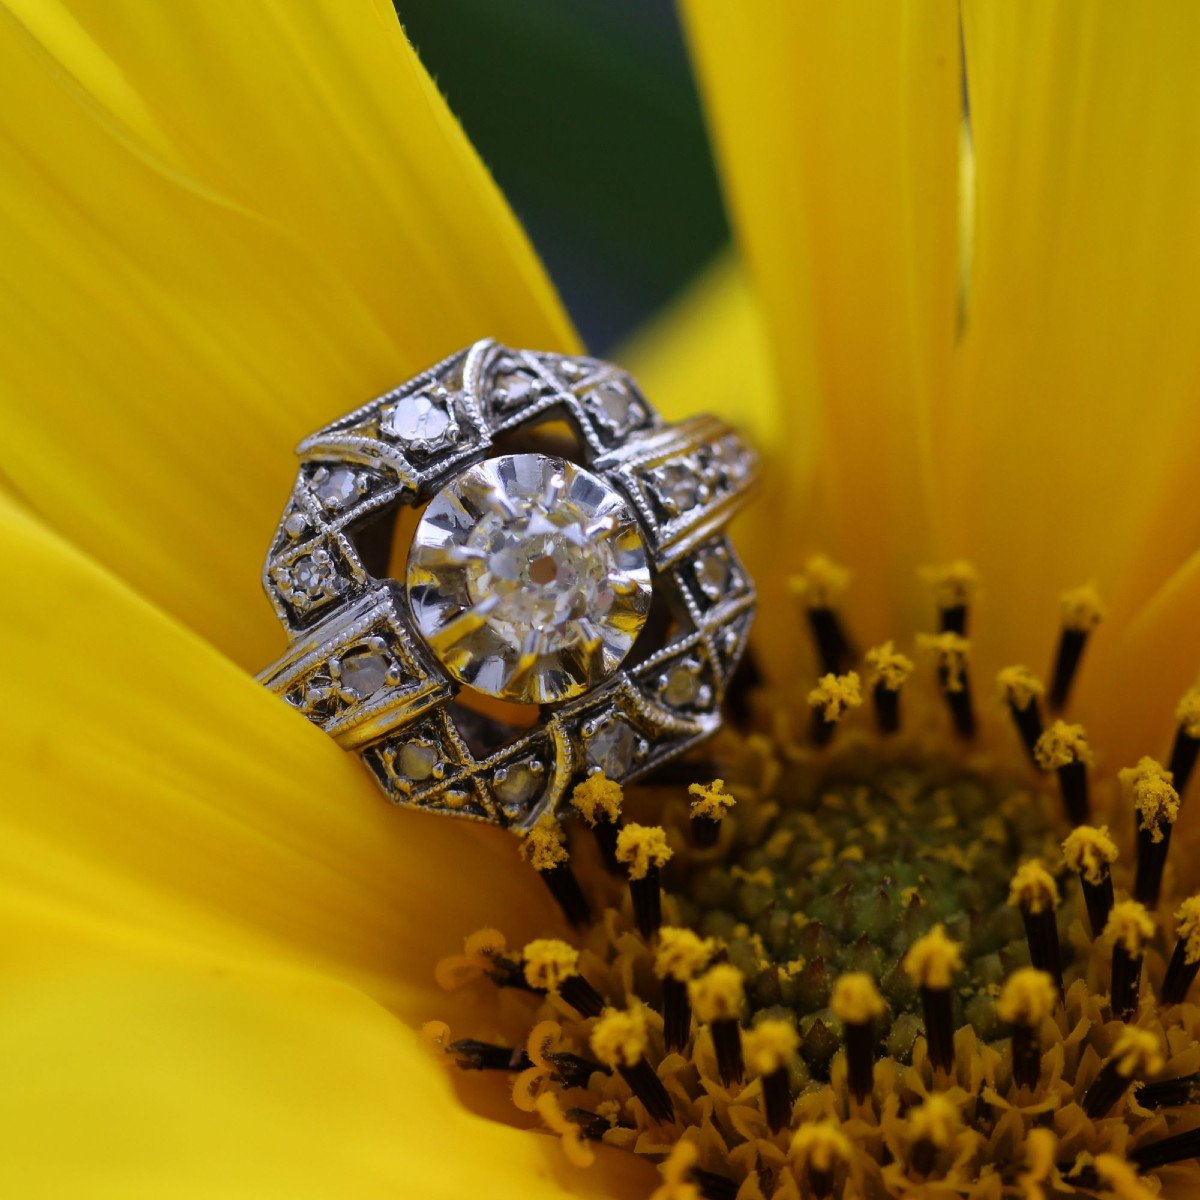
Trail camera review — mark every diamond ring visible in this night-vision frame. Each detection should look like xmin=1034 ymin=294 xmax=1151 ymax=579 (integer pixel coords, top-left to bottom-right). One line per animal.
xmin=257 ymin=340 xmax=758 ymax=830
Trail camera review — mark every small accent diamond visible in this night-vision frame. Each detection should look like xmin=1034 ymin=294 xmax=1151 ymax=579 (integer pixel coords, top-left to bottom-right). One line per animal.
xmin=585 ymin=716 xmax=639 ymax=776
xmin=313 ymin=467 xmax=360 ymax=511
xmin=493 ymin=759 xmax=544 ymax=808
xmin=385 ymin=391 xmax=453 ymax=445
xmin=337 ymin=645 xmax=392 ymax=700
xmin=397 ymin=739 xmax=440 ymax=782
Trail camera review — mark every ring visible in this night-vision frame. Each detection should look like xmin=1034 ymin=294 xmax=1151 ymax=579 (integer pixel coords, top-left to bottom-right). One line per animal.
xmin=257 ymin=339 xmax=758 ymax=830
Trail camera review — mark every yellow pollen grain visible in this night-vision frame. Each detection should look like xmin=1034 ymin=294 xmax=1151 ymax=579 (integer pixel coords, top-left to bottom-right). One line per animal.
xmin=831 ymin=973 xmax=885 ymax=1025
xmin=1093 ymin=1155 xmax=1159 ymax=1200
xmin=907 ymin=1093 xmax=960 ymax=1147
xmin=1061 ymin=826 xmax=1118 ymax=885
xmin=649 ymin=1141 xmax=702 ymax=1200
xmin=688 ymin=778 xmax=736 ymax=821
xmin=534 ymin=1092 xmax=594 ymax=1170
xmin=570 ymin=771 xmax=623 ymax=826
xmin=463 ymin=927 xmax=507 ymax=958
xmin=997 ymin=968 xmax=1057 ymax=1026
xmin=688 ymin=963 xmax=745 ymax=1024
xmin=920 ymin=559 xmax=980 ymax=610
xmin=519 ymin=814 xmax=569 ymax=871
xmin=1119 ymin=757 xmax=1179 ymax=841
xmin=1059 ymin=583 xmax=1105 ymax=631
xmin=743 ymin=1018 xmax=798 ymax=1075
xmin=917 ymin=631 xmax=970 ymax=692
xmin=420 ymin=1019 xmax=451 ymax=1053
xmin=864 ymin=640 xmax=915 ymax=691
xmin=903 ymin=924 xmax=963 ymax=990
xmin=1104 ymin=901 xmax=1156 ymax=957
xmin=1034 ymin=720 xmax=1093 ymax=770
xmin=654 ymin=927 xmax=715 ymax=982
xmin=615 ymin=823 xmax=673 ymax=881
xmin=996 ymin=665 xmax=1045 ymax=711
xmin=1174 ymin=896 xmax=1200 ymax=965
xmin=789 ymin=1121 xmax=851 ymax=1172
xmin=522 ymin=938 xmax=579 ymax=992
xmin=788 ymin=553 xmax=851 ymax=609
xmin=1110 ymin=1026 xmax=1164 ymax=1078
xmin=1008 ymin=861 xmax=1060 ymax=914
xmin=807 ymin=671 xmax=863 ymax=721
xmin=1176 ymin=686 xmax=1200 ymax=738
xmin=590 ymin=1005 xmax=649 ymax=1069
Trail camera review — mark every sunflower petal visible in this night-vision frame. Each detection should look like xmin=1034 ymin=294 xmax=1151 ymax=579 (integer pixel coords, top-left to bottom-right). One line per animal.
xmin=0 ymin=0 xmax=574 ymax=669
xmin=957 ymin=3 xmax=1200 ymax=670
xmin=0 ymin=492 xmax=566 ymax=1024
xmin=679 ymin=0 xmax=962 ymax=638
xmin=0 ymin=948 xmax=651 ymax=1197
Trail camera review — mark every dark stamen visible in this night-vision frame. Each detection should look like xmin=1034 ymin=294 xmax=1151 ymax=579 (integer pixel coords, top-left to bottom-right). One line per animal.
xmin=761 ymin=1066 xmax=792 ymax=1134
xmin=1111 ymin=945 xmax=1143 ymax=1022
xmin=1132 ymin=1129 xmax=1200 ymax=1172
xmin=872 ymin=682 xmax=900 ymax=734
xmin=690 ymin=813 xmax=720 ymax=847
xmin=540 ymin=861 xmax=591 ymax=927
xmin=903 ymin=927 xmax=961 ymax=1076
xmin=910 ymin=1139 xmax=938 ymax=1178
xmin=484 ymin=953 xmax=540 ymax=994
xmin=1136 ymin=1073 xmax=1200 ymax=1110
xmin=1082 ymin=873 xmax=1115 ymax=940
xmin=1048 ymin=627 xmax=1087 ymax=712
xmin=1010 ymin=697 xmax=1044 ymax=763
xmin=1161 ymin=929 xmax=1200 ymax=1006
xmin=1010 ymin=1024 xmax=1040 ymax=1091
xmin=844 ymin=1021 xmax=877 ymax=1103
xmin=589 ymin=815 xmax=621 ymax=874
xmin=1169 ymin=726 xmax=1200 ymax=799
xmin=1009 ymin=865 xmax=1065 ymax=997
xmin=725 ymin=648 xmax=762 ymax=729
xmin=544 ymin=1051 xmax=609 ymax=1089
xmin=1082 ymin=1059 xmax=1130 ymax=1119
xmin=629 ymin=868 xmax=664 ymax=940
xmin=449 ymin=1039 xmax=531 ymax=1072
xmin=645 ymin=758 xmax=722 ymax=786
xmin=939 ymin=603 xmax=967 ymax=636
xmin=1134 ymin=824 xmax=1174 ymax=909
xmin=1057 ymin=761 xmax=1090 ymax=825
xmin=559 ymin=973 xmax=606 ymax=1019
xmin=811 ymin=707 xmax=837 ymax=747
xmin=662 ymin=977 xmax=692 ymax=1053
xmin=808 ymin=606 xmax=852 ymax=675
xmin=618 ymin=1058 xmax=675 ymax=1124
xmin=711 ymin=1017 xmax=745 ymax=1088
xmin=1062 ymin=826 xmax=1118 ymax=939
xmin=920 ymin=985 xmax=955 ymax=1075
xmin=564 ymin=1107 xmax=614 ymax=1142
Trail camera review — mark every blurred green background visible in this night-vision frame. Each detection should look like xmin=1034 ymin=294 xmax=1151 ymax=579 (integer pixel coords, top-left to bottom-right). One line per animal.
xmin=395 ymin=0 xmax=729 ymax=353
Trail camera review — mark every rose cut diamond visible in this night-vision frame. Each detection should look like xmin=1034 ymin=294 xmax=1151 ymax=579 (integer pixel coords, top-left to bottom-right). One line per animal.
xmin=406 ymin=453 xmax=653 ymax=704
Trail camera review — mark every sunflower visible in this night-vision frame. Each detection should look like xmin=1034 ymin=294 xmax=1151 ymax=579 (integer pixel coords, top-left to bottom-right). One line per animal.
xmin=4 ymin=2 xmax=1200 ymax=1199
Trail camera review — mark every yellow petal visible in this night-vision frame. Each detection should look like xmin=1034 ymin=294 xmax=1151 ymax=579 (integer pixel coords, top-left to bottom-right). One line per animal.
xmin=679 ymin=0 xmax=961 ymax=641
xmin=0 ymin=491 xmax=565 ymax=1025
xmin=956 ymin=3 xmax=1200 ymax=674
xmin=0 ymin=949 xmax=651 ymax=1197
xmin=0 ymin=0 xmax=574 ymax=670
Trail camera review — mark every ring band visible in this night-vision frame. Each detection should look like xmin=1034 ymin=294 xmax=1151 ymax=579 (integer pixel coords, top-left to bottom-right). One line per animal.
xmin=258 ymin=339 xmax=758 ymax=830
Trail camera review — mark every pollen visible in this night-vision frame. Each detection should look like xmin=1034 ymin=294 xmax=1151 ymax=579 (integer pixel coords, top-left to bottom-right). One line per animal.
xmin=917 ymin=631 xmax=970 ymax=691
xmin=789 ymin=553 xmax=850 ymax=608
xmin=903 ymin=924 xmax=963 ymax=989
xmin=1034 ymin=719 xmax=1093 ymax=769
xmin=996 ymin=967 xmax=1057 ymax=1025
xmin=743 ymin=1017 xmax=798 ymax=1075
xmin=1007 ymin=861 xmax=1060 ymax=913
xmin=1177 ymin=686 xmax=1200 ymax=737
xmin=907 ymin=1092 xmax=960 ymax=1147
xmin=1175 ymin=896 xmax=1200 ymax=963
xmin=1062 ymin=825 xmax=1119 ymax=885
xmin=996 ymin=664 xmax=1044 ymax=710
xmin=688 ymin=963 xmax=745 ymax=1023
xmin=570 ymin=771 xmax=623 ymax=825
xmin=519 ymin=813 xmax=568 ymax=871
xmin=864 ymin=640 xmax=914 ymax=690
xmin=789 ymin=1121 xmax=851 ymax=1171
xmin=806 ymin=670 xmax=862 ymax=721
xmin=1124 ymin=765 xmax=1180 ymax=841
xmin=614 ymin=823 xmax=672 ymax=880
xmin=590 ymin=1006 xmax=648 ymax=1069
xmin=1105 ymin=900 xmax=1156 ymax=956
xmin=687 ymin=778 xmax=735 ymax=821
xmin=654 ymin=927 xmax=714 ymax=982
xmin=1059 ymin=582 xmax=1105 ymax=631
xmin=830 ymin=972 xmax=885 ymax=1024
xmin=1112 ymin=1026 xmax=1165 ymax=1078
xmin=920 ymin=559 xmax=980 ymax=610
xmin=522 ymin=939 xmax=579 ymax=992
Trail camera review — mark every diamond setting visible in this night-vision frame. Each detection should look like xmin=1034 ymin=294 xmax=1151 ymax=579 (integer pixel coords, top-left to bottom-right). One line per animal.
xmin=407 ymin=453 xmax=653 ymax=704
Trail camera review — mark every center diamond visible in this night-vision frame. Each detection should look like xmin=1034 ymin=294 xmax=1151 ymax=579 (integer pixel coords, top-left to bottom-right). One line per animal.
xmin=407 ymin=453 xmax=653 ymax=703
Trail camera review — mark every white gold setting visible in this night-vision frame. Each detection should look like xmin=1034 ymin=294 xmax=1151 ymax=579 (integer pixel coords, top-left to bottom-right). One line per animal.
xmin=258 ymin=339 xmax=758 ymax=830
